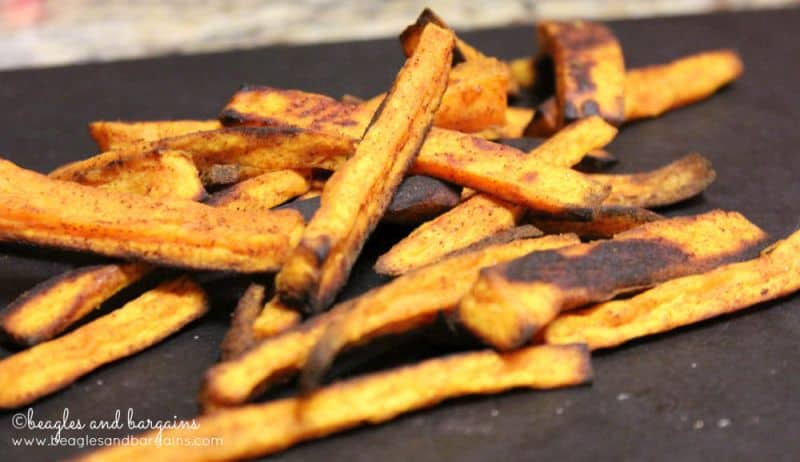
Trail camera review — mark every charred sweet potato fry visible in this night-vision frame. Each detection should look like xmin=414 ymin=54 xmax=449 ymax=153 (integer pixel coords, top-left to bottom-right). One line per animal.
xmin=88 ymin=120 xmax=220 ymax=151
xmin=0 ymin=277 xmax=207 ymax=409
xmin=0 ymin=159 xmax=303 ymax=272
xmin=85 ymin=344 xmax=590 ymax=462
xmin=457 ymin=210 xmax=767 ymax=350
xmin=206 ymin=235 xmax=577 ymax=407
xmin=252 ymin=296 xmax=302 ymax=340
xmin=275 ymin=25 xmax=455 ymax=313
xmin=207 ymin=169 xmax=311 ymax=211
xmin=50 ymin=149 xmax=206 ymax=201
xmin=220 ymin=284 xmax=267 ymax=362
xmin=535 ymin=20 xmax=626 ymax=131
xmin=624 ymin=49 xmax=743 ymax=121
xmin=376 ymin=117 xmax=618 ymax=276
xmin=383 ymin=175 xmax=461 ymax=225
xmin=594 ymin=153 xmax=716 ymax=208
xmin=0 ymin=263 xmax=150 ymax=346
xmin=375 ymin=194 xmax=525 ymax=276
xmin=302 ymin=234 xmax=580 ymax=390
xmin=545 ymin=228 xmax=800 ymax=350
xmin=528 ymin=206 xmax=663 ymax=239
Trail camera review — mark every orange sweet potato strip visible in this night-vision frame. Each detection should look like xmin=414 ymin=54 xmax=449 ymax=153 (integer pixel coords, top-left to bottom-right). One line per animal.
xmin=544 ymin=228 xmax=800 ymax=350
xmin=0 ymin=277 xmax=208 ymax=409
xmin=206 ymin=169 xmax=311 ymax=211
xmin=528 ymin=206 xmax=663 ymax=239
xmin=88 ymin=120 xmax=220 ymax=151
xmin=78 ymin=344 xmax=590 ymax=462
xmin=274 ymin=25 xmax=455 ymax=313
xmin=457 ymin=210 xmax=767 ymax=350
xmin=0 ymin=158 xmax=303 ymax=273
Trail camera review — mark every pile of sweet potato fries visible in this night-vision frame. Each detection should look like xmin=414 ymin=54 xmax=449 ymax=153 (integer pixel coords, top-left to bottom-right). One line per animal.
xmin=0 ymin=9 xmax=798 ymax=461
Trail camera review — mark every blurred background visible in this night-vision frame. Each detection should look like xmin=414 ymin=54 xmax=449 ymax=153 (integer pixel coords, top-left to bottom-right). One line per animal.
xmin=1 ymin=0 xmax=797 ymax=70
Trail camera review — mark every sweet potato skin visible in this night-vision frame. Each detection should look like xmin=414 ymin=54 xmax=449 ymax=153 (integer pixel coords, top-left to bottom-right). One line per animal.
xmin=545 ymin=229 xmax=800 ymax=350
xmin=275 ymin=25 xmax=455 ymax=313
xmin=88 ymin=120 xmax=220 ymax=151
xmin=0 ymin=277 xmax=208 ymax=409
xmin=0 ymin=159 xmax=304 ymax=273
xmin=220 ymin=283 xmax=266 ymax=361
xmin=80 ymin=345 xmax=591 ymax=462
xmin=457 ymin=210 xmax=767 ymax=350
xmin=528 ymin=206 xmax=663 ymax=239
xmin=0 ymin=263 xmax=150 ymax=347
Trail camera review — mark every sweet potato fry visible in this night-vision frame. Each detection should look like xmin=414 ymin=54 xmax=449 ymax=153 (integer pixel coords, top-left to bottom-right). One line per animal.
xmin=206 ymin=169 xmax=311 ymax=211
xmin=83 ymin=344 xmax=590 ymax=462
xmin=88 ymin=120 xmax=220 ymax=151
xmin=0 ymin=262 xmax=150 ymax=347
xmin=375 ymin=117 xmax=618 ymax=276
xmin=302 ymin=234 xmax=580 ymax=391
xmin=624 ymin=49 xmax=743 ymax=121
xmin=375 ymin=194 xmax=525 ymax=276
xmin=474 ymin=107 xmax=535 ymax=140
xmin=252 ymin=296 xmax=302 ymax=340
xmin=535 ymin=20 xmax=626 ymax=130
xmin=50 ymin=149 xmax=206 ymax=201
xmin=383 ymin=175 xmax=461 ymax=225
xmin=220 ymin=283 xmax=266 ymax=361
xmin=545 ymin=228 xmax=800 ymax=350
xmin=528 ymin=206 xmax=663 ymax=239
xmin=594 ymin=153 xmax=716 ymax=208
xmin=0 ymin=277 xmax=207 ymax=409
xmin=457 ymin=210 xmax=767 ymax=350
xmin=0 ymin=159 xmax=303 ymax=272
xmin=275 ymin=25 xmax=455 ymax=313
xmin=509 ymin=56 xmax=536 ymax=88
xmin=206 ymin=235 xmax=577 ymax=407
xmin=431 ymin=58 xmax=509 ymax=132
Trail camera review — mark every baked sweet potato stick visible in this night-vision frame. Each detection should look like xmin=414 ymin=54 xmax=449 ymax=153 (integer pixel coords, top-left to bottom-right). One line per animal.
xmin=302 ymin=234 xmax=581 ymax=391
xmin=50 ymin=150 xmax=206 ymax=201
xmin=375 ymin=117 xmax=618 ymax=276
xmin=275 ymin=25 xmax=455 ymax=313
xmin=252 ymin=296 xmax=302 ymax=339
xmin=81 ymin=344 xmax=591 ymax=462
xmin=89 ymin=120 xmax=220 ymax=151
xmin=528 ymin=206 xmax=663 ymax=239
xmin=0 ymin=277 xmax=207 ymax=409
xmin=594 ymin=153 xmax=716 ymax=208
xmin=206 ymin=169 xmax=311 ymax=211
xmin=457 ymin=210 xmax=767 ymax=350
xmin=545 ymin=228 xmax=800 ymax=350
xmin=204 ymin=235 xmax=576 ymax=408
xmin=624 ymin=49 xmax=743 ymax=121
xmin=0 ymin=263 xmax=150 ymax=346
xmin=474 ymin=107 xmax=535 ymax=140
xmin=0 ymin=159 xmax=303 ymax=272
xmin=220 ymin=283 xmax=266 ymax=361
xmin=537 ymin=20 xmax=626 ymax=129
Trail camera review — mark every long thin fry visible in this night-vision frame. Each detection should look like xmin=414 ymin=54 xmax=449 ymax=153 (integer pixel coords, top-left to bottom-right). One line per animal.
xmin=89 ymin=120 xmax=221 ymax=151
xmin=220 ymin=283 xmax=266 ymax=361
xmin=206 ymin=169 xmax=311 ymax=211
xmin=79 ymin=344 xmax=591 ymax=462
xmin=457 ymin=210 xmax=767 ymax=350
xmin=275 ymin=25 xmax=455 ymax=313
xmin=0 ymin=277 xmax=208 ymax=409
xmin=252 ymin=296 xmax=302 ymax=339
xmin=545 ymin=229 xmax=800 ymax=350
xmin=528 ymin=206 xmax=662 ymax=239
xmin=0 ymin=159 xmax=303 ymax=272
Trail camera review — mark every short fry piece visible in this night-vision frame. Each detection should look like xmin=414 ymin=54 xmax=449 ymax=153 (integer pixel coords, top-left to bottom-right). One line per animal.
xmin=207 ymin=169 xmax=311 ymax=211
xmin=0 ymin=159 xmax=303 ymax=273
xmin=82 ymin=344 xmax=591 ymax=462
xmin=0 ymin=263 xmax=150 ymax=346
xmin=545 ymin=229 xmax=800 ymax=350
xmin=594 ymin=153 xmax=716 ymax=208
xmin=50 ymin=150 xmax=206 ymax=201
xmin=302 ymin=234 xmax=580 ymax=391
xmin=88 ymin=120 xmax=220 ymax=151
xmin=275 ymin=25 xmax=455 ymax=313
xmin=536 ymin=20 xmax=626 ymax=129
xmin=252 ymin=297 xmax=302 ymax=340
xmin=220 ymin=284 xmax=267 ymax=361
xmin=0 ymin=277 xmax=208 ymax=409
xmin=528 ymin=206 xmax=663 ymax=239
xmin=457 ymin=210 xmax=767 ymax=350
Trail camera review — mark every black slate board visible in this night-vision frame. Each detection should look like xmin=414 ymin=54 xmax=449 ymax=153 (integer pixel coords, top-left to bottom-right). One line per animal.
xmin=2 ymin=8 xmax=800 ymax=461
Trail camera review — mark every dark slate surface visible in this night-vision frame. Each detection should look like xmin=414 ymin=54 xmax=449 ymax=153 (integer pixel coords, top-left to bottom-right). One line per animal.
xmin=1 ymin=7 xmax=799 ymax=461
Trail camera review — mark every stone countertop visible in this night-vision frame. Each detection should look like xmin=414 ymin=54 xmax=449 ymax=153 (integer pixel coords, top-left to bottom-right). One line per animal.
xmin=0 ymin=0 xmax=797 ymax=70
